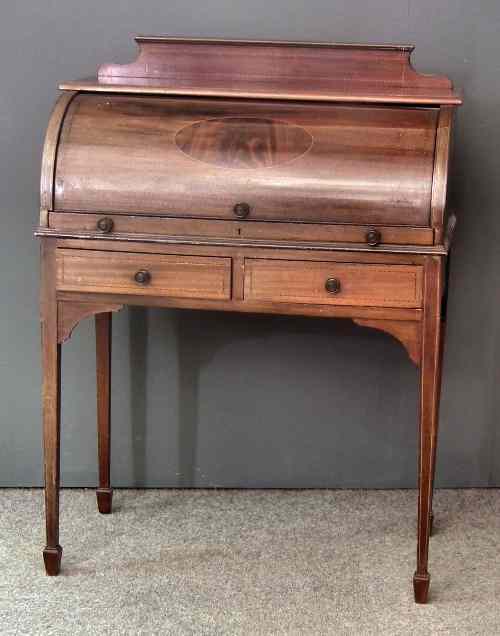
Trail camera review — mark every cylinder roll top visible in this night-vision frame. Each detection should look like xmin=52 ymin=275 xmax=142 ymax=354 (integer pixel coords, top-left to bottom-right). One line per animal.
xmin=53 ymin=93 xmax=439 ymax=227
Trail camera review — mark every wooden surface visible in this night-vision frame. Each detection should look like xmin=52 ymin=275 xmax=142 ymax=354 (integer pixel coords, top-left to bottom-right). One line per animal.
xmin=414 ymin=256 xmax=444 ymax=604
xmin=40 ymin=92 xmax=77 ymax=214
xmin=49 ymin=237 xmax=430 ymax=263
xmin=48 ymin=212 xmax=435 ymax=247
xmin=57 ymin=300 xmax=122 ymax=343
xmin=56 ymin=249 xmax=232 ymax=300
xmin=40 ymin=240 xmax=62 ymax=575
xmin=50 ymin=237 xmax=428 ymax=327
xmin=244 ymin=259 xmax=423 ymax=308
xmin=38 ymin=37 xmax=460 ymax=603
xmin=430 ymin=107 xmax=454 ymax=242
xmin=353 ymin=319 xmax=422 ymax=366
xmin=53 ymin=95 xmax=438 ymax=228
xmin=59 ymin=37 xmax=461 ymax=106
xmin=61 ymin=78 xmax=463 ymax=106
xmin=96 ymin=313 xmax=113 ymax=515
xmin=41 ymin=234 xmax=446 ymax=602
xmin=36 ymin=228 xmax=449 ymax=255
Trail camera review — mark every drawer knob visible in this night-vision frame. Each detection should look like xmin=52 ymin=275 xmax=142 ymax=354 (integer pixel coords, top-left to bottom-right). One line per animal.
xmin=325 ymin=277 xmax=341 ymax=294
xmin=97 ymin=217 xmax=114 ymax=233
xmin=134 ymin=270 xmax=151 ymax=285
xmin=366 ymin=228 xmax=381 ymax=247
xmin=233 ymin=202 xmax=251 ymax=219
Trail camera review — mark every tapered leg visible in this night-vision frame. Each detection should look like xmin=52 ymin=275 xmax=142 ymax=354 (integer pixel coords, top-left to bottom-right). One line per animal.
xmin=96 ymin=312 xmax=113 ymax=514
xmin=428 ymin=324 xmax=446 ymax=537
xmin=414 ymin=257 xmax=443 ymax=603
xmin=41 ymin=240 xmax=62 ymax=575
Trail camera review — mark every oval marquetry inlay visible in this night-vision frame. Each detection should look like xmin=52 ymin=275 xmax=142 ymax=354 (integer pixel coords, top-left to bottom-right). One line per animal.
xmin=175 ymin=117 xmax=313 ymax=169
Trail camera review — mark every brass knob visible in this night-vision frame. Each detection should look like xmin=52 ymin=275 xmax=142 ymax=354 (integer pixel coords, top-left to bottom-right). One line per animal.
xmin=366 ymin=229 xmax=381 ymax=247
xmin=325 ymin=278 xmax=341 ymax=294
xmin=134 ymin=270 xmax=151 ymax=285
xmin=233 ymin=202 xmax=251 ymax=219
xmin=97 ymin=217 xmax=114 ymax=233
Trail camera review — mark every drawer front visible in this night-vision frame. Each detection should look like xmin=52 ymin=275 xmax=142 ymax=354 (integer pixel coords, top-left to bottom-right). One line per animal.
xmin=57 ymin=249 xmax=232 ymax=300
xmin=244 ymin=259 xmax=423 ymax=308
xmin=48 ymin=212 xmax=435 ymax=246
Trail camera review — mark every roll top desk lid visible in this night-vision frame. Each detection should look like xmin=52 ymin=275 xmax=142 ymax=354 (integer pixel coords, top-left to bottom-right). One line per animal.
xmin=42 ymin=37 xmax=461 ymax=247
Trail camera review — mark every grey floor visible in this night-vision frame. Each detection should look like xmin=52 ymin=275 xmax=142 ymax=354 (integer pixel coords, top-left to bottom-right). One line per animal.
xmin=1 ymin=489 xmax=499 ymax=635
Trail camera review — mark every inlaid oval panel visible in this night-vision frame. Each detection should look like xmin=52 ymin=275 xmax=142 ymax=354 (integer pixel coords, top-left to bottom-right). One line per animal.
xmin=175 ymin=117 xmax=313 ymax=169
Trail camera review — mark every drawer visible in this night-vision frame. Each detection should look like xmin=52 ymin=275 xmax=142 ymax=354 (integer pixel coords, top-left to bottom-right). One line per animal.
xmin=56 ymin=249 xmax=232 ymax=300
xmin=244 ymin=259 xmax=423 ymax=308
xmin=48 ymin=212 xmax=434 ymax=247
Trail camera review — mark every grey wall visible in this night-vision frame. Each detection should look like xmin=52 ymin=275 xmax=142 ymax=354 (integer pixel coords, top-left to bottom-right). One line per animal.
xmin=1 ymin=0 xmax=499 ymax=487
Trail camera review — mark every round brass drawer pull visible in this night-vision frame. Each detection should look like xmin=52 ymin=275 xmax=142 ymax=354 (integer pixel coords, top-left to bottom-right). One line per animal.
xmin=97 ymin=217 xmax=114 ymax=233
xmin=366 ymin=228 xmax=381 ymax=247
xmin=134 ymin=270 xmax=151 ymax=285
xmin=233 ymin=202 xmax=251 ymax=219
xmin=325 ymin=277 xmax=341 ymax=294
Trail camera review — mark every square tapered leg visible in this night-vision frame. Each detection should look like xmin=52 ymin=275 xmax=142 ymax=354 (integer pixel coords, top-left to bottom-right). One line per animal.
xmin=414 ymin=257 xmax=444 ymax=603
xmin=41 ymin=240 xmax=62 ymax=575
xmin=96 ymin=312 xmax=113 ymax=514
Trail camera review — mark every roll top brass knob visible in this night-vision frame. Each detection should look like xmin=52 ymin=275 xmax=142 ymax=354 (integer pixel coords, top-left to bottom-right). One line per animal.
xmin=97 ymin=217 xmax=114 ymax=233
xmin=366 ymin=228 xmax=381 ymax=247
xmin=233 ymin=202 xmax=251 ymax=219
xmin=134 ymin=270 xmax=151 ymax=285
xmin=325 ymin=277 xmax=341 ymax=294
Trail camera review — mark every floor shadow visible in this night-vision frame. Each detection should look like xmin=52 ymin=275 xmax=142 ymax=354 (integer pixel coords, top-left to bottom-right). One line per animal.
xmin=128 ymin=309 xmax=415 ymax=487
xmin=175 ymin=311 xmax=199 ymax=487
xmin=172 ymin=310 xmax=293 ymax=486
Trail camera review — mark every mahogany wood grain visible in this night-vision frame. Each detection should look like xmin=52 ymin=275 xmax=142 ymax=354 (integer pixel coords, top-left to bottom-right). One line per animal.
xmin=430 ymin=107 xmax=454 ymax=243
xmin=56 ymin=249 xmax=232 ymax=300
xmin=96 ymin=313 xmax=112 ymax=514
xmin=57 ymin=300 xmax=122 ymax=344
xmin=353 ymin=319 xmax=421 ymax=366
xmin=98 ymin=38 xmax=452 ymax=89
xmin=57 ymin=289 xmax=421 ymax=322
xmin=38 ymin=38 xmax=459 ymax=602
xmin=244 ymin=259 xmax=423 ymax=309
xmin=428 ymin=315 xmax=448 ymax=536
xmin=232 ymin=256 xmax=245 ymax=301
xmin=61 ymin=78 xmax=463 ymax=106
xmin=40 ymin=239 xmax=62 ymax=575
xmin=52 ymin=237 xmax=429 ymax=265
xmin=176 ymin=115 xmax=314 ymax=169
xmin=53 ymin=94 xmax=438 ymax=228
xmin=414 ymin=256 xmax=443 ymax=603
xmin=48 ymin=212 xmax=435 ymax=247
xmin=40 ymin=91 xmax=77 ymax=215
xmin=36 ymin=228 xmax=448 ymax=256
xmin=61 ymin=37 xmax=462 ymax=106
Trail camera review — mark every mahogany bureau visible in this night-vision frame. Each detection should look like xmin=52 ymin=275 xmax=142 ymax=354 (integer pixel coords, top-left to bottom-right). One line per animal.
xmin=35 ymin=36 xmax=462 ymax=603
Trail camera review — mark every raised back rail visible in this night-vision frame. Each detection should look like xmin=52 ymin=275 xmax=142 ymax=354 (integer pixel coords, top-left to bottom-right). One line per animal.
xmin=60 ymin=36 xmax=462 ymax=105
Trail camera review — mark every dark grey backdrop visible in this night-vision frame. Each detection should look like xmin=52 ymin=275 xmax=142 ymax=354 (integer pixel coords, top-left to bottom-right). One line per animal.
xmin=1 ymin=1 xmax=499 ymax=487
